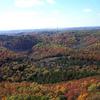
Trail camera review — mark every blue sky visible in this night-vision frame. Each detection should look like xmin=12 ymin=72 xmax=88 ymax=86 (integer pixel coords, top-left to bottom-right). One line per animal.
xmin=0 ymin=0 xmax=100 ymax=30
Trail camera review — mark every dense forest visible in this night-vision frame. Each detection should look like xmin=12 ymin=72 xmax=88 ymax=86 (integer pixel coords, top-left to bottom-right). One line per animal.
xmin=0 ymin=28 xmax=100 ymax=99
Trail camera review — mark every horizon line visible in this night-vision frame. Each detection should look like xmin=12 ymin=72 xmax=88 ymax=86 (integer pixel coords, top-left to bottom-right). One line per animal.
xmin=0 ymin=26 xmax=100 ymax=32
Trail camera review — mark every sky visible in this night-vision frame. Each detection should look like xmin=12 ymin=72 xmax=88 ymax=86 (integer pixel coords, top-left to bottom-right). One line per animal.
xmin=0 ymin=0 xmax=100 ymax=30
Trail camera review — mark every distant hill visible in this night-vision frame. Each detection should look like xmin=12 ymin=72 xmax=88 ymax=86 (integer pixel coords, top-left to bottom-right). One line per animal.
xmin=0 ymin=26 xmax=100 ymax=35
xmin=0 ymin=28 xmax=100 ymax=83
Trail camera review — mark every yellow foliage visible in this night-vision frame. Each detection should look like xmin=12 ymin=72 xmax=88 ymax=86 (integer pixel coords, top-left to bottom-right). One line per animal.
xmin=77 ymin=93 xmax=88 ymax=100
xmin=1 ymin=96 xmax=6 ymax=100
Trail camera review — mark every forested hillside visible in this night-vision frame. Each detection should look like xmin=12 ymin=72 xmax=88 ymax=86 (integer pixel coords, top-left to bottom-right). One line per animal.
xmin=0 ymin=28 xmax=100 ymax=99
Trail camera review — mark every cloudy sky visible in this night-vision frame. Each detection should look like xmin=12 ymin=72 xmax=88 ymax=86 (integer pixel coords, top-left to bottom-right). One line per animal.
xmin=0 ymin=0 xmax=100 ymax=30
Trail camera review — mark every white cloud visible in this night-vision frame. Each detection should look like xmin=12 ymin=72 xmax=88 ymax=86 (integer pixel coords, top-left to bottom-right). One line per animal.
xmin=0 ymin=11 xmax=40 ymax=30
xmin=15 ymin=0 xmax=56 ymax=8
xmin=15 ymin=0 xmax=44 ymax=8
xmin=0 ymin=10 xmax=81 ymax=30
xmin=0 ymin=10 xmax=61 ymax=30
xmin=83 ymin=8 xmax=92 ymax=12
xmin=46 ymin=0 xmax=55 ymax=4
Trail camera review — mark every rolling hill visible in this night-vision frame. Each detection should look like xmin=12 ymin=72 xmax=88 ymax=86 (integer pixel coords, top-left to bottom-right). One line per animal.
xmin=0 ymin=27 xmax=100 ymax=99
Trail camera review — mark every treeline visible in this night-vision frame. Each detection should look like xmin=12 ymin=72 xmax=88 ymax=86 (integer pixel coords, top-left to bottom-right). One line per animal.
xmin=0 ymin=55 xmax=99 ymax=83
xmin=28 ymin=67 xmax=98 ymax=83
